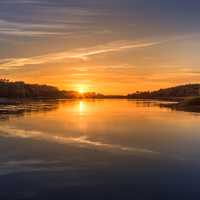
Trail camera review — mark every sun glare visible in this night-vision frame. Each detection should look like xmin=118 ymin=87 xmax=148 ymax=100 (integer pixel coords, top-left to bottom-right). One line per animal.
xmin=79 ymin=88 xmax=85 ymax=94
xmin=76 ymin=84 xmax=89 ymax=94
xmin=79 ymin=101 xmax=84 ymax=112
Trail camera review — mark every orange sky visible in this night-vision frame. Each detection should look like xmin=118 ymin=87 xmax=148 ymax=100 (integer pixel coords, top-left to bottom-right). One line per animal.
xmin=0 ymin=1 xmax=200 ymax=94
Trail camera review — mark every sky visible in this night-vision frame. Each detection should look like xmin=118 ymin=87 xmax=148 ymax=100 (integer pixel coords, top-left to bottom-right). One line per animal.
xmin=0 ymin=0 xmax=200 ymax=94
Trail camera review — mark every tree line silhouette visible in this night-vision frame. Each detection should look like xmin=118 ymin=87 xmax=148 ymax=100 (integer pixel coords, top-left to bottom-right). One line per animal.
xmin=128 ymin=84 xmax=200 ymax=99
xmin=0 ymin=79 xmax=105 ymax=99
xmin=0 ymin=79 xmax=200 ymax=99
xmin=0 ymin=79 xmax=77 ymax=98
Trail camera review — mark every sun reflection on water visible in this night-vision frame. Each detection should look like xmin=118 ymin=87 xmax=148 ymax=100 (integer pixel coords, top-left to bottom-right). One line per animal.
xmin=79 ymin=101 xmax=84 ymax=113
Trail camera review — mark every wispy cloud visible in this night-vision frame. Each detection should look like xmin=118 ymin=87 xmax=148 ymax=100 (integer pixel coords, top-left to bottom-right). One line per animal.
xmin=0 ymin=40 xmax=163 ymax=69
xmin=0 ymin=19 xmax=70 ymax=37
xmin=0 ymin=0 xmax=39 ymax=4
xmin=0 ymin=19 xmax=65 ymax=29
xmin=0 ymin=3 xmax=99 ymax=37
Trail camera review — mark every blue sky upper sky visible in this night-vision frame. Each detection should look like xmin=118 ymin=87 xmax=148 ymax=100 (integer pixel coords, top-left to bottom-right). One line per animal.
xmin=0 ymin=0 xmax=200 ymax=94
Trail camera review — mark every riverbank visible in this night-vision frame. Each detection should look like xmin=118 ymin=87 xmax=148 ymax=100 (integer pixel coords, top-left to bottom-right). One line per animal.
xmin=163 ymin=96 xmax=200 ymax=112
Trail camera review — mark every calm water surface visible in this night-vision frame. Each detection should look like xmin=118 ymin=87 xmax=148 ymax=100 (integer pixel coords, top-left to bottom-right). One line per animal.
xmin=0 ymin=100 xmax=200 ymax=199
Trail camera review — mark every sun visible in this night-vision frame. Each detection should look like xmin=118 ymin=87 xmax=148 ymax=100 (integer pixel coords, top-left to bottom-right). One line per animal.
xmin=79 ymin=88 xmax=85 ymax=94
xmin=75 ymin=84 xmax=90 ymax=95
xmin=76 ymin=84 xmax=88 ymax=94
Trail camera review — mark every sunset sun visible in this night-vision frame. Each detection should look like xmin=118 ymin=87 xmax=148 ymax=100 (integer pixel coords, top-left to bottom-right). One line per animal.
xmin=76 ymin=84 xmax=89 ymax=94
xmin=79 ymin=88 xmax=85 ymax=94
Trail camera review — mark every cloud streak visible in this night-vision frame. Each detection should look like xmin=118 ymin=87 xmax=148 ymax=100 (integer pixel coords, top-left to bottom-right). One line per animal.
xmin=0 ymin=19 xmax=71 ymax=37
xmin=0 ymin=40 xmax=162 ymax=69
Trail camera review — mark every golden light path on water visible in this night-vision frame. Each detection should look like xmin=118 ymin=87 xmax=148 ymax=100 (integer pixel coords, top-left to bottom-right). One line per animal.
xmin=79 ymin=101 xmax=84 ymax=114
